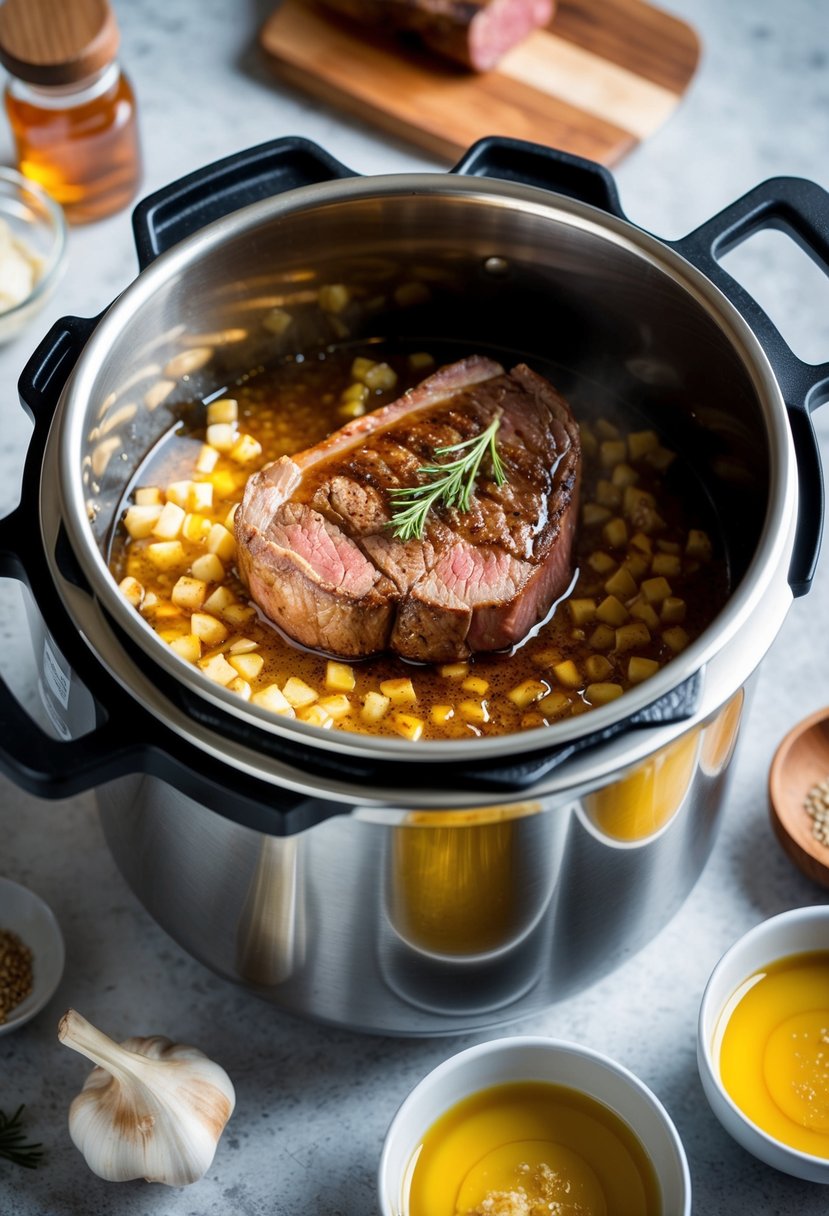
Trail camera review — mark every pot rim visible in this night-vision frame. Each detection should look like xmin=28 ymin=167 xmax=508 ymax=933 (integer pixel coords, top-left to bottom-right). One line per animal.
xmin=53 ymin=172 xmax=796 ymax=766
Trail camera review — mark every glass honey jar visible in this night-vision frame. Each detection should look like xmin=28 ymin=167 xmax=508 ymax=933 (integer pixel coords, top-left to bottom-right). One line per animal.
xmin=0 ymin=0 xmax=142 ymax=224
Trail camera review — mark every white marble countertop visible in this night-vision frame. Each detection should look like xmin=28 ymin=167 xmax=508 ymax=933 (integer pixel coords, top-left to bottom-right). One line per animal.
xmin=2 ymin=0 xmax=829 ymax=1212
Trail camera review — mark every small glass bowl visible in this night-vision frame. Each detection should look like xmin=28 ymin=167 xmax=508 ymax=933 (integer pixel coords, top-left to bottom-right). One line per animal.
xmin=0 ymin=167 xmax=67 ymax=344
xmin=0 ymin=876 xmax=65 ymax=1035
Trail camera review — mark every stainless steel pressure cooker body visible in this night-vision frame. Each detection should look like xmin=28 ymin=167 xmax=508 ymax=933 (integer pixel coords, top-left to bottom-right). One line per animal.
xmin=2 ymin=137 xmax=828 ymax=1033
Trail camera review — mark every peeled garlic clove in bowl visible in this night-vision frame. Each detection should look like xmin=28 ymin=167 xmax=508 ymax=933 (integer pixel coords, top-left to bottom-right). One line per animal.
xmin=58 ymin=1008 xmax=235 ymax=1185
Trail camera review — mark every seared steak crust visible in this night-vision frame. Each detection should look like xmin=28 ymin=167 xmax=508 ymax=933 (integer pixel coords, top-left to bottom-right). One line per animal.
xmin=236 ymin=356 xmax=581 ymax=663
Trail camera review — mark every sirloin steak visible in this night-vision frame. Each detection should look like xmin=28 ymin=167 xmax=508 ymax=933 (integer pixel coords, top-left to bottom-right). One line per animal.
xmin=235 ymin=356 xmax=581 ymax=664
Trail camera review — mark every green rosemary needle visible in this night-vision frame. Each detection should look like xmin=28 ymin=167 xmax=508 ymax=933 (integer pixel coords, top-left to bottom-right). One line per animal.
xmin=0 ymin=1106 xmax=44 ymax=1169
xmin=388 ymin=414 xmax=506 ymax=541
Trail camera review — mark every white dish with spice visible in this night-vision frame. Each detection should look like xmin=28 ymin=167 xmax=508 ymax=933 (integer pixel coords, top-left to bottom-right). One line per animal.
xmin=0 ymin=876 xmax=64 ymax=1034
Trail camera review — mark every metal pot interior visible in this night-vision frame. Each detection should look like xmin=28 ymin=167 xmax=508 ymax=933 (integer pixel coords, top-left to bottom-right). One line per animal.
xmin=57 ymin=175 xmax=790 ymax=765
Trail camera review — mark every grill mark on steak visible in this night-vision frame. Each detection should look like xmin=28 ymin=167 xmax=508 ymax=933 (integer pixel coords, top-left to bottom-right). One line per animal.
xmin=236 ymin=355 xmax=581 ymax=663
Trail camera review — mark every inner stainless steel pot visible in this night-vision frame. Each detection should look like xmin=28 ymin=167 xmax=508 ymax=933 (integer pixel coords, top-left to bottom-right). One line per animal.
xmin=48 ymin=174 xmax=795 ymax=805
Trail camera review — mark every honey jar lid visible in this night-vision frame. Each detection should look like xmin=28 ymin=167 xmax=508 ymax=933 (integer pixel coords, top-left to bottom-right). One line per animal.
xmin=0 ymin=0 xmax=120 ymax=87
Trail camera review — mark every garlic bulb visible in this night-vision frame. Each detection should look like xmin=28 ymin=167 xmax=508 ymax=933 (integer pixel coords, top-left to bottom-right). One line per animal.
xmin=58 ymin=1008 xmax=235 ymax=1186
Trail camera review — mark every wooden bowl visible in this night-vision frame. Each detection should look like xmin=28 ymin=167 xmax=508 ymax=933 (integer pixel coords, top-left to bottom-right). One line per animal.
xmin=769 ymin=707 xmax=829 ymax=888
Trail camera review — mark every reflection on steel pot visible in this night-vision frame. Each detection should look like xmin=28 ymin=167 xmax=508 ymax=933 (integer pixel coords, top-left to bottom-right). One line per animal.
xmin=1 ymin=137 xmax=828 ymax=1033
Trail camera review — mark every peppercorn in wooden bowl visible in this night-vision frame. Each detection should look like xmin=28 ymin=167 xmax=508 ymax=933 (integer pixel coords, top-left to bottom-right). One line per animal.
xmin=769 ymin=707 xmax=829 ymax=889
xmin=0 ymin=877 xmax=64 ymax=1035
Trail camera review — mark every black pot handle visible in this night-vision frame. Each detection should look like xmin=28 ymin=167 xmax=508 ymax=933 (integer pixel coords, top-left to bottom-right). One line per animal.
xmin=18 ymin=314 xmax=99 ymax=428
xmin=132 ymin=136 xmax=357 ymax=269
xmin=451 ymin=136 xmax=626 ymax=220
xmin=671 ymin=178 xmax=829 ymax=597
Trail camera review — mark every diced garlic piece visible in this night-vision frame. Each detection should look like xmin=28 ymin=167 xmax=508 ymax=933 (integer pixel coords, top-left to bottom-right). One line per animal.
xmin=262 ymin=307 xmax=293 ymax=335
xmin=661 ymin=597 xmax=686 ymax=624
xmin=229 ymin=652 xmax=264 ymax=681
xmin=207 ymin=398 xmax=238 ymax=425
xmin=223 ymin=603 xmax=255 ymax=626
xmin=459 ymin=700 xmax=489 ymax=724
xmin=203 ymin=585 xmax=236 ymax=614
xmin=196 ymin=444 xmax=220 ymax=474
xmin=596 ymin=479 xmax=620 ymax=508
xmin=350 ymin=356 xmax=376 ymax=382
xmin=191 ymin=553 xmax=225 ymax=582
xmin=198 ymin=653 xmax=238 ymax=686
xmin=552 ymin=660 xmax=581 ymax=689
xmin=297 ymin=704 xmax=333 ymax=729
xmin=440 ymin=662 xmax=468 ymax=679
xmin=663 ymin=626 xmax=690 ymax=653
xmin=361 ymin=691 xmax=390 ymax=723
xmin=165 ymin=480 xmax=192 ymax=508
xmin=228 ymin=676 xmax=251 ymax=700
xmin=627 ymin=430 xmax=659 ymax=460
xmin=585 ymin=655 xmax=613 ymax=681
xmin=182 ymin=513 xmax=211 ymax=542
xmin=118 ymin=576 xmax=144 ymax=607
xmin=326 ymin=661 xmax=356 ymax=692
xmin=615 ymin=622 xmax=651 ymax=651
xmin=408 ymin=352 xmax=434 ymax=370
xmin=251 ymin=684 xmax=295 ymax=716
xmin=188 ymin=481 xmax=214 ymax=512
xmin=604 ymin=566 xmax=638 ymax=599
xmin=169 ymin=634 xmax=201 ymax=663
xmin=171 ymin=576 xmax=207 ymax=612
xmin=611 ymin=462 xmax=639 ymax=489
xmin=318 ymin=284 xmax=349 ymax=313
xmin=462 ymin=676 xmax=489 ymax=695
xmin=587 ymin=551 xmax=615 ymax=575
xmin=629 ymin=598 xmax=660 ymax=631
xmin=134 ymin=486 xmax=162 ymax=506
xmin=363 ymin=362 xmax=397 ymax=391
xmin=211 ymin=469 xmax=239 ymax=498
xmin=430 ymin=704 xmax=454 ymax=724
xmin=380 ymin=678 xmax=416 ymax=705
xmin=641 ymin=576 xmax=672 ymax=604
xmin=206 ymin=422 xmax=237 ymax=452
xmin=588 ymin=624 xmax=616 ymax=651
xmin=338 ymin=399 xmax=366 ymax=420
xmin=596 ymin=595 xmax=628 ymax=626
xmin=628 ymin=657 xmax=660 ymax=683
xmin=583 ymin=503 xmax=611 ymax=527
xmin=585 ymin=682 xmax=624 ymax=706
xmin=282 ymin=677 xmax=318 ymax=708
xmin=317 ymin=694 xmax=351 ymax=720
xmin=392 ymin=712 xmax=424 ymax=741
xmin=686 ymin=529 xmax=712 ymax=560
xmin=651 ymin=553 xmax=681 ymax=578
xmin=146 ymin=540 xmax=186 ymax=570
xmin=229 ymin=637 xmax=258 ymax=654
xmin=207 ymin=524 xmax=235 ymax=561
xmin=230 ymin=433 xmax=263 ymax=464
xmin=602 ymin=517 xmax=628 ymax=549
xmin=507 ymin=679 xmax=547 ymax=709
xmin=600 ymin=439 xmax=626 ymax=468
xmin=190 ymin=613 xmax=228 ymax=646
xmin=568 ymin=598 xmax=596 ymax=626
xmin=152 ymin=501 xmax=186 ymax=540
xmin=123 ymin=504 xmax=162 ymax=539
xmin=538 ymin=691 xmax=570 ymax=716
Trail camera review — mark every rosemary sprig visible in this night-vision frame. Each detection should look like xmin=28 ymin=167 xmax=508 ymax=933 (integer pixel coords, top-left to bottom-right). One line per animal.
xmin=388 ymin=415 xmax=506 ymax=541
xmin=0 ymin=1106 xmax=44 ymax=1169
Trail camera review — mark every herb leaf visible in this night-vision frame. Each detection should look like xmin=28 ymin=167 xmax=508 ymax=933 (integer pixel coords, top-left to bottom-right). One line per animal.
xmin=388 ymin=415 xmax=506 ymax=541
xmin=0 ymin=1106 xmax=44 ymax=1170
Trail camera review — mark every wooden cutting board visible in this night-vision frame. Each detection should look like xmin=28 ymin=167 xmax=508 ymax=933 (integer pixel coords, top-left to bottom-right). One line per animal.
xmin=259 ymin=0 xmax=700 ymax=165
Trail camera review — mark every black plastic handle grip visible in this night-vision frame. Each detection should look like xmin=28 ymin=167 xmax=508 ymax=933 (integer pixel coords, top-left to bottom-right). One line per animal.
xmin=672 ymin=178 xmax=829 ymax=597
xmin=132 ymin=136 xmax=357 ymax=269
xmin=451 ymin=136 xmax=625 ymax=219
xmin=17 ymin=314 xmax=99 ymax=427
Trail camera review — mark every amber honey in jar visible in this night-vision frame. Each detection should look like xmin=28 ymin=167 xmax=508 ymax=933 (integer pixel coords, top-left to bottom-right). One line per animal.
xmin=0 ymin=0 xmax=141 ymax=223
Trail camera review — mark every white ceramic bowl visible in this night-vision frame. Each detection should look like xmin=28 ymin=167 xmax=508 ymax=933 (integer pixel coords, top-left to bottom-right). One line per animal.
xmin=0 ymin=167 xmax=67 ymax=344
xmin=698 ymin=904 xmax=829 ymax=1183
xmin=0 ymin=876 xmax=65 ymax=1035
xmin=378 ymin=1036 xmax=691 ymax=1216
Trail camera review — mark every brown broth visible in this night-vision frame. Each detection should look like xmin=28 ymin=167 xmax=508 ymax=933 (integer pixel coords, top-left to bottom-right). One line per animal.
xmin=110 ymin=345 xmax=729 ymax=741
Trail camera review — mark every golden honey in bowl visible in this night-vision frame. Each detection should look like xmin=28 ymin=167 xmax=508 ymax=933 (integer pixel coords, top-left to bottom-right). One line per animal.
xmin=716 ymin=951 xmax=829 ymax=1157
xmin=405 ymin=1081 xmax=660 ymax=1216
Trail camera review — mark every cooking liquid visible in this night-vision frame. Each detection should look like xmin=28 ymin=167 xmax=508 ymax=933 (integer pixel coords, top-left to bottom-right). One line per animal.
xmin=717 ymin=951 xmax=829 ymax=1157
xmin=404 ymin=1081 xmax=660 ymax=1216
xmin=110 ymin=343 xmax=729 ymax=740
xmin=5 ymin=64 xmax=141 ymax=222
